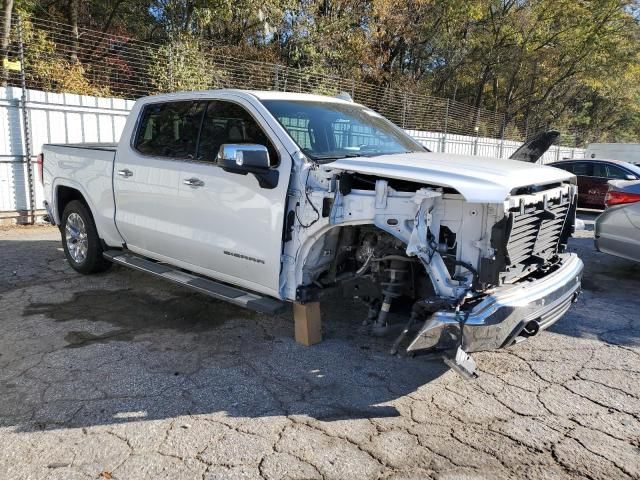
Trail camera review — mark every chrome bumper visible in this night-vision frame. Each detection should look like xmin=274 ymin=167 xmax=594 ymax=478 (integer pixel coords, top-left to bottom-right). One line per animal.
xmin=407 ymin=253 xmax=583 ymax=353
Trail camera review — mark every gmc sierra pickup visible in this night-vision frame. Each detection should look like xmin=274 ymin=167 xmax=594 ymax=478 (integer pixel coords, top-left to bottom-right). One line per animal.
xmin=41 ymin=90 xmax=583 ymax=376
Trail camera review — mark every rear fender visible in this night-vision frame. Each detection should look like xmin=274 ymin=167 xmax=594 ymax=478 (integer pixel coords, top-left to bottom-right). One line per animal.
xmin=52 ymin=178 xmax=123 ymax=248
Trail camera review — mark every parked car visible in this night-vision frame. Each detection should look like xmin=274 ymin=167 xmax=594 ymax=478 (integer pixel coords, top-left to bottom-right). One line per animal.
xmin=40 ymin=90 xmax=583 ymax=375
xmin=549 ymin=159 xmax=640 ymax=209
xmin=595 ymin=180 xmax=640 ymax=263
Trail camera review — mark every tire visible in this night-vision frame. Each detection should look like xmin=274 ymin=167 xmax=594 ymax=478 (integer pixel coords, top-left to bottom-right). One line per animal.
xmin=60 ymin=200 xmax=111 ymax=274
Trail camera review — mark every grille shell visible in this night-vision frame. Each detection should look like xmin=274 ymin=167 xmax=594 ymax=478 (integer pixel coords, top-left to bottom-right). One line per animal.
xmin=508 ymin=197 xmax=570 ymax=262
xmin=503 ymin=194 xmax=572 ymax=281
xmin=480 ymin=190 xmax=576 ymax=286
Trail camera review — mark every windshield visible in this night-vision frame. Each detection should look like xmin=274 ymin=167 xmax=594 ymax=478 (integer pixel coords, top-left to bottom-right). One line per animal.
xmin=261 ymin=99 xmax=427 ymax=162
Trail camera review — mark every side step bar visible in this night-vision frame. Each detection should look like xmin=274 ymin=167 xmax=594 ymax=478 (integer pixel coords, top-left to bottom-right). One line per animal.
xmin=103 ymin=250 xmax=287 ymax=315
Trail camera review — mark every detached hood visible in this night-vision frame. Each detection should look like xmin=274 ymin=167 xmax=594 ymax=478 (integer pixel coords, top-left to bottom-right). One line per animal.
xmin=327 ymin=152 xmax=574 ymax=203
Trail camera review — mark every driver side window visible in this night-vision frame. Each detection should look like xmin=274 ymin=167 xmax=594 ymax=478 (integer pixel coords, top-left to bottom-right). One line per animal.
xmin=197 ymin=101 xmax=279 ymax=166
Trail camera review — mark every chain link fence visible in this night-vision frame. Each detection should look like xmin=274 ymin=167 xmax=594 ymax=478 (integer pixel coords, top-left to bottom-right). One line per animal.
xmin=1 ymin=14 xmax=547 ymax=140
xmin=1 ymin=14 xmax=579 ymax=223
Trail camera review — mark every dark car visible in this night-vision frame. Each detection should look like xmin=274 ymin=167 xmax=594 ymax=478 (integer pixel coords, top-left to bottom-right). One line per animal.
xmin=549 ymin=159 xmax=640 ymax=209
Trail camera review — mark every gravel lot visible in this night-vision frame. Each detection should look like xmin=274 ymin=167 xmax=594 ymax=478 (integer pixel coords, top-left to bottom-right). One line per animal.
xmin=1 ymin=215 xmax=639 ymax=480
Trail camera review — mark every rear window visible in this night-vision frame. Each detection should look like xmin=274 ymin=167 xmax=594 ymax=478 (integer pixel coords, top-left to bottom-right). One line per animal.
xmin=134 ymin=101 xmax=206 ymax=158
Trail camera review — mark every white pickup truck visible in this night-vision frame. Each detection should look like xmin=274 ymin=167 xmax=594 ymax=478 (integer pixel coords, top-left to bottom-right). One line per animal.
xmin=41 ymin=90 xmax=583 ymax=375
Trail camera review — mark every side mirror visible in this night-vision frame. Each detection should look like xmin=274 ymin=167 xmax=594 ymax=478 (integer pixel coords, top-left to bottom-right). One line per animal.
xmin=625 ymin=174 xmax=636 ymax=181
xmin=217 ymin=144 xmax=270 ymax=170
xmin=216 ymin=144 xmax=278 ymax=189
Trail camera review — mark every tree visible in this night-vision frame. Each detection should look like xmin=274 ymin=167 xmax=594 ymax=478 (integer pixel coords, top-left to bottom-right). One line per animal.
xmin=7 ymin=0 xmax=640 ymax=143
xmin=1 ymin=0 xmax=14 ymax=85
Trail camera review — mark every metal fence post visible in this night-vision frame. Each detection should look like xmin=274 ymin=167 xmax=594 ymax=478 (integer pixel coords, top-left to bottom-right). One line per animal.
xmin=17 ymin=14 xmax=35 ymax=224
xmin=168 ymin=42 xmax=174 ymax=90
xmin=498 ymin=114 xmax=506 ymax=159
xmin=274 ymin=65 xmax=279 ymax=90
xmin=401 ymin=93 xmax=407 ymax=129
xmin=473 ymin=108 xmax=480 ymax=156
xmin=441 ymin=99 xmax=449 ymax=153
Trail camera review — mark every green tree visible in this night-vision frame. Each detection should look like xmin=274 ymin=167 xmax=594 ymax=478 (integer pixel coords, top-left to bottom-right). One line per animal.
xmin=147 ymin=35 xmax=226 ymax=92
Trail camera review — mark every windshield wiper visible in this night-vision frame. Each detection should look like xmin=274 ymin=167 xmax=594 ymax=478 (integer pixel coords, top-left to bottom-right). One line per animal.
xmin=312 ymin=153 xmax=364 ymax=161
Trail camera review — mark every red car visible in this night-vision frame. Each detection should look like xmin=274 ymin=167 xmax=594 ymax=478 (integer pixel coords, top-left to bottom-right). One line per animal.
xmin=549 ymin=159 xmax=640 ymax=209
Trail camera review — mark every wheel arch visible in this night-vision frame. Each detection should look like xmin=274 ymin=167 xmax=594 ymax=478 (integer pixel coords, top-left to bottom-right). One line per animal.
xmin=56 ymin=185 xmax=89 ymax=222
xmin=294 ymin=220 xmax=408 ymax=289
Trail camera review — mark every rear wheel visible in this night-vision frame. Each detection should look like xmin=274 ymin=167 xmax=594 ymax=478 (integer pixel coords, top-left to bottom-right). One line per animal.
xmin=61 ymin=200 xmax=111 ymax=274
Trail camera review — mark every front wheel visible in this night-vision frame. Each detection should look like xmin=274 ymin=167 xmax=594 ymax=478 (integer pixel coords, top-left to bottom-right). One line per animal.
xmin=61 ymin=200 xmax=111 ymax=274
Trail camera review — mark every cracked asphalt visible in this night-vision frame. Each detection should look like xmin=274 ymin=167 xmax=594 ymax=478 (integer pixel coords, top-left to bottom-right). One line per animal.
xmin=1 ymin=214 xmax=639 ymax=480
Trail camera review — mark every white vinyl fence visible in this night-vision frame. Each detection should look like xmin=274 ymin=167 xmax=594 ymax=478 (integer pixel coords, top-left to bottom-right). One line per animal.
xmin=407 ymin=130 xmax=585 ymax=164
xmin=0 ymin=87 xmax=134 ymax=216
xmin=0 ymin=87 xmax=584 ymax=217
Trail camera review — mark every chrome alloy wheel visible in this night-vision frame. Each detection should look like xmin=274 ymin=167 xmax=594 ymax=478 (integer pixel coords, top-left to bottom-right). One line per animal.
xmin=65 ymin=212 xmax=88 ymax=263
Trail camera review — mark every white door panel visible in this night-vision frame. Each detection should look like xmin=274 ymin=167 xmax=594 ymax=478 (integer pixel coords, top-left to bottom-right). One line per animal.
xmin=114 ymin=157 xmax=186 ymax=254
xmin=176 ymin=161 xmax=288 ymax=291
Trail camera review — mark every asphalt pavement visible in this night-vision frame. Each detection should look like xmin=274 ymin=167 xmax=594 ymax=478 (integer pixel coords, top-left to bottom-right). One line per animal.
xmin=0 ymin=216 xmax=638 ymax=480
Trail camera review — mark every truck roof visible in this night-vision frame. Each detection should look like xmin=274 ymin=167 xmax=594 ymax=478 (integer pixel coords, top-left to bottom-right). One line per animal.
xmin=137 ymin=89 xmax=356 ymax=106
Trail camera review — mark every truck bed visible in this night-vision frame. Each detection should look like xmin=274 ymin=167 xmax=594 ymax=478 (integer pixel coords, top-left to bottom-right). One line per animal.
xmin=42 ymin=142 xmax=120 ymax=246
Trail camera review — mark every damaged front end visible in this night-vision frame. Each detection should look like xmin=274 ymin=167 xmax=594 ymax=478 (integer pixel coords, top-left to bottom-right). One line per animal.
xmin=286 ymin=166 xmax=583 ymax=376
xmin=406 ymin=252 xmax=583 ymax=354
xmin=408 ymin=181 xmax=583 ymax=356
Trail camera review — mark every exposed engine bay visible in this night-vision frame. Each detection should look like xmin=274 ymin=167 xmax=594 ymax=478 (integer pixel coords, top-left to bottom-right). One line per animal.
xmin=284 ymin=167 xmax=578 ymax=375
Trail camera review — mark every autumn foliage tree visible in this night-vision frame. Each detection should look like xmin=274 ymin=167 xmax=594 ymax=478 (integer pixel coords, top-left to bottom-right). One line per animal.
xmin=4 ymin=0 xmax=640 ymax=143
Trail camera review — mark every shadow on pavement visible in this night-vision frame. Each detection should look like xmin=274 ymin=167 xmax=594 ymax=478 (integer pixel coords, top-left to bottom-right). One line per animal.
xmin=2 ymin=231 xmax=639 ymax=433
xmin=1 ymin=247 xmax=449 ymax=430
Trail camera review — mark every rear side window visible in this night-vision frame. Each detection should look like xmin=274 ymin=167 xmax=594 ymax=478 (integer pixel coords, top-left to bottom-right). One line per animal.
xmin=592 ymin=163 xmax=608 ymax=178
xmin=554 ymin=163 xmax=576 ymax=173
xmin=571 ymin=162 xmax=592 ymax=176
xmin=134 ymin=101 xmax=206 ymax=158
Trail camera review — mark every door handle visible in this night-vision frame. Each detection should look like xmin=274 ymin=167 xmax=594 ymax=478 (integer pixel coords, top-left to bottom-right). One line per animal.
xmin=183 ymin=178 xmax=205 ymax=187
xmin=117 ymin=169 xmax=133 ymax=178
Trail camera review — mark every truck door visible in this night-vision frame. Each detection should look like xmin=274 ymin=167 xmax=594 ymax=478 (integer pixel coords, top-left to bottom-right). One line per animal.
xmin=115 ymin=97 xmax=291 ymax=298
xmin=170 ymin=99 xmax=291 ymax=296
xmin=113 ymin=100 xmax=207 ymax=257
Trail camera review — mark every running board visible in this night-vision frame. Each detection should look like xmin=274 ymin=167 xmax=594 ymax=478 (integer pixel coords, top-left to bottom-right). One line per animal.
xmin=103 ymin=250 xmax=287 ymax=315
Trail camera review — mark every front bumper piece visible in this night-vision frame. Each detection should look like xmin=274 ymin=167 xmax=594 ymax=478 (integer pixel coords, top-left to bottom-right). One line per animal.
xmin=407 ymin=253 xmax=583 ymax=353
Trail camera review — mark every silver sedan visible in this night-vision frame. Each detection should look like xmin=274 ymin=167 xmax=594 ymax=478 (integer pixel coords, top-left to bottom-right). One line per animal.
xmin=595 ymin=180 xmax=640 ymax=262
